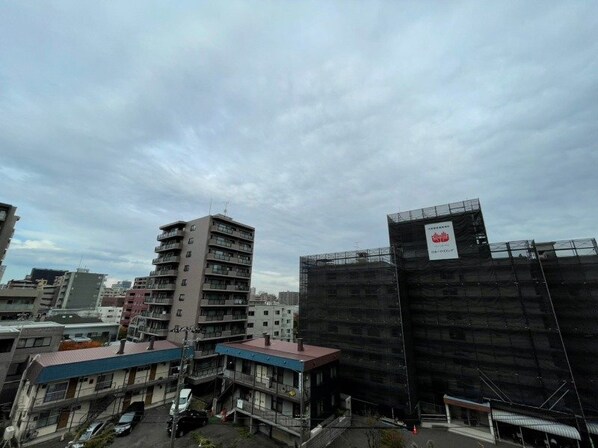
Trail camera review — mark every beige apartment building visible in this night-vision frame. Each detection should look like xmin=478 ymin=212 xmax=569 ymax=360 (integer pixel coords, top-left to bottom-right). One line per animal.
xmin=129 ymin=214 xmax=253 ymax=386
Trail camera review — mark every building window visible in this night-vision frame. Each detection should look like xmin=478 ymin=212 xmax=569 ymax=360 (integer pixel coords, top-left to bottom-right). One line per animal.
xmin=274 ymin=331 xmax=279 ymax=336
xmin=262 ymin=322 xmax=268 ymax=327
xmin=287 ymin=310 xmax=291 ymax=314
xmin=179 ymin=294 xmax=185 ymax=301
xmin=186 ymin=251 xmax=192 ymax=258
xmin=263 ymin=310 xmax=269 ymax=316
xmin=274 ymin=321 xmax=280 ymax=325
xmin=247 ymin=323 xmax=254 ymax=328
xmin=184 ymin=265 xmax=190 ymax=272
xmin=181 ymin=279 xmax=187 ymax=286
xmin=96 ymin=373 xmax=113 ymax=391
xmin=190 ymin=224 xmax=196 ymax=231
xmin=188 ymin=237 xmax=194 ymax=244
xmin=275 ymin=310 xmax=280 ymax=315
xmin=44 ymin=382 xmax=68 ymax=403
xmin=316 ymin=371 xmax=323 ymax=386
xmin=330 ymin=366 xmax=337 ymax=378
xmin=271 ymin=397 xmax=283 ymax=413
xmin=36 ymin=409 xmax=61 ymax=428
xmin=248 ymin=311 xmax=254 ymax=316
xmin=176 ymin=309 xmax=182 ymax=317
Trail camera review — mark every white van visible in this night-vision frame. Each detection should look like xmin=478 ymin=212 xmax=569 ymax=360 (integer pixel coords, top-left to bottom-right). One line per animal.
xmin=169 ymin=388 xmax=193 ymax=416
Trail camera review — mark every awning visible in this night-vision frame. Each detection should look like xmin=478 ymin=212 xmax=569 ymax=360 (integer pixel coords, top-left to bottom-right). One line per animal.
xmin=444 ymin=394 xmax=490 ymax=413
xmin=587 ymin=422 xmax=598 ymax=436
xmin=492 ymin=410 xmax=581 ymax=441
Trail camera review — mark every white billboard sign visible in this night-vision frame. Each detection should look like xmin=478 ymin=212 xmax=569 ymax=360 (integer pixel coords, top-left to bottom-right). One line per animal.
xmin=424 ymin=221 xmax=459 ymax=260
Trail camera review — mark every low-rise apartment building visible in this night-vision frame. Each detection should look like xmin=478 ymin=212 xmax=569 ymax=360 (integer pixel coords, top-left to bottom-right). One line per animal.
xmin=10 ymin=339 xmax=181 ymax=445
xmin=216 ymin=336 xmax=350 ymax=447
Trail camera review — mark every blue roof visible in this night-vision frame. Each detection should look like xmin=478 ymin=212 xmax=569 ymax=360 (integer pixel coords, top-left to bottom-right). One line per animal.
xmin=216 ymin=344 xmax=305 ymax=372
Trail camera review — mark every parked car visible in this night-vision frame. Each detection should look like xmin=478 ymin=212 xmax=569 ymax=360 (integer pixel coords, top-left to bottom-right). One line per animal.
xmin=167 ymin=410 xmax=208 ymax=437
xmin=114 ymin=401 xmax=145 ymax=436
xmin=67 ymin=420 xmax=110 ymax=448
xmin=169 ymin=388 xmax=193 ymax=416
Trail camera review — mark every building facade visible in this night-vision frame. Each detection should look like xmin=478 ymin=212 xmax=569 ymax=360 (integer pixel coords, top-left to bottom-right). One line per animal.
xmin=120 ymin=288 xmax=150 ymax=329
xmin=0 ymin=202 xmax=19 ymax=281
xmin=0 ymin=321 xmax=64 ymax=411
xmin=247 ymin=302 xmax=298 ymax=342
xmin=0 ymin=288 xmax=43 ymax=321
xmin=300 ymin=199 xmax=598 ymax=447
xmin=129 ymin=214 xmax=253 ymax=386
xmin=9 ymin=339 xmax=180 ymax=445
xmin=278 ymin=291 xmax=299 ymax=306
xmin=55 ymin=269 xmax=106 ymax=310
xmin=216 ymin=337 xmax=350 ymax=447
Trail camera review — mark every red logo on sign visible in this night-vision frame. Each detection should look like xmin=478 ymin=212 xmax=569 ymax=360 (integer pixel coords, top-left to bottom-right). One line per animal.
xmin=431 ymin=232 xmax=449 ymax=243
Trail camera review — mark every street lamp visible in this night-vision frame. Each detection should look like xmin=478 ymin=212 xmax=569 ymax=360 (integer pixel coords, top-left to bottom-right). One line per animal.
xmin=169 ymin=326 xmax=200 ymax=448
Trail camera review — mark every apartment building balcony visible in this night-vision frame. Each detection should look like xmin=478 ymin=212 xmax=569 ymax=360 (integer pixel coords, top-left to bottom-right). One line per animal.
xmin=149 ymin=269 xmax=178 ymax=278
xmin=194 ymin=349 xmax=217 ymax=359
xmin=223 ymin=370 xmax=305 ymax=403
xmin=206 ymin=267 xmax=229 ymax=276
xmin=31 ymin=375 xmax=178 ymax=412
xmin=0 ymin=303 xmax=35 ymax=312
xmin=144 ymin=296 xmax=173 ymax=305
xmin=187 ymin=367 xmax=220 ymax=385
xmin=151 ymin=282 xmax=176 ymax=290
xmin=206 ymin=252 xmax=232 ymax=263
xmin=209 ymin=237 xmax=234 ymax=249
xmin=141 ymin=311 xmax=171 ymax=321
xmin=141 ymin=327 xmax=169 ymax=337
xmin=233 ymin=242 xmax=253 ymax=253
xmin=154 ymin=242 xmax=183 ymax=253
xmin=152 ymin=255 xmax=180 ymax=265
xmin=235 ymin=399 xmax=303 ymax=437
xmin=199 ymin=298 xmax=248 ymax=307
xmin=198 ymin=314 xmax=246 ymax=323
xmin=196 ymin=331 xmax=229 ymax=341
xmin=211 ymin=224 xmax=254 ymax=242
xmin=157 ymin=229 xmax=184 ymax=241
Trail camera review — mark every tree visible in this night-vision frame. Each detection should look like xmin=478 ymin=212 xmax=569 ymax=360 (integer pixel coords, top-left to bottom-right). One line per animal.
xmin=380 ymin=429 xmax=406 ymax=448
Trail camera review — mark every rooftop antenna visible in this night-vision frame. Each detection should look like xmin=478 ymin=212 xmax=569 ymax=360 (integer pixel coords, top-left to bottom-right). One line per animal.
xmin=208 ymin=198 xmax=213 ymax=215
xmin=223 ymin=201 xmax=229 ymax=217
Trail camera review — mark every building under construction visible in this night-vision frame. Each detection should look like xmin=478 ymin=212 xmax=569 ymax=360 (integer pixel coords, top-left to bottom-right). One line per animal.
xmin=300 ymin=199 xmax=598 ymax=447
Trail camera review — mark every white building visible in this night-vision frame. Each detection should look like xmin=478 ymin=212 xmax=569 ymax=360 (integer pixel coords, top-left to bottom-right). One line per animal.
xmin=247 ymin=303 xmax=298 ymax=342
xmin=98 ymin=306 xmax=123 ymax=324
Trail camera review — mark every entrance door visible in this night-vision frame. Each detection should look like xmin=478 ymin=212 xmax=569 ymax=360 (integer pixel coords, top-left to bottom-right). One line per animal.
xmin=145 ymin=386 xmax=154 ymax=405
xmin=256 ymin=365 xmax=269 ymax=386
xmin=128 ymin=369 xmax=136 ymax=385
xmin=122 ymin=392 xmax=132 ymax=410
xmin=57 ymin=409 xmax=70 ymax=429
xmin=149 ymin=364 xmax=157 ymax=381
xmin=253 ymin=391 xmax=267 ymax=410
xmin=66 ymin=378 xmax=78 ymax=399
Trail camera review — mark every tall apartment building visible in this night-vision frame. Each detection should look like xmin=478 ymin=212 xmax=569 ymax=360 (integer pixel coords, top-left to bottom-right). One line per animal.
xmin=301 ymin=200 xmax=598 ymax=447
xmin=0 ymin=202 xmax=19 ymax=281
xmin=131 ymin=214 xmax=254 ymax=386
xmin=54 ymin=269 xmax=106 ymax=310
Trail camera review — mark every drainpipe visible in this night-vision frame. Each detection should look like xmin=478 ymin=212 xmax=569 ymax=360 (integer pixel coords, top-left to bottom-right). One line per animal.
xmin=299 ymin=371 xmax=305 ymax=446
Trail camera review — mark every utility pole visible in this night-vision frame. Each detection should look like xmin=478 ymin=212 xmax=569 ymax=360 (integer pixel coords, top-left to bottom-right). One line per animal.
xmin=169 ymin=326 xmax=199 ymax=448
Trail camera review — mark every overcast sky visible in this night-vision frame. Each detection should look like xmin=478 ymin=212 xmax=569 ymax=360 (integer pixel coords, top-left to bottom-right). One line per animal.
xmin=1 ymin=1 xmax=597 ymax=292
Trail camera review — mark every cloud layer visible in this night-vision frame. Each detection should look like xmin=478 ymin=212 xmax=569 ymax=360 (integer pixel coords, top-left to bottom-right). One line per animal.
xmin=1 ymin=2 xmax=597 ymax=291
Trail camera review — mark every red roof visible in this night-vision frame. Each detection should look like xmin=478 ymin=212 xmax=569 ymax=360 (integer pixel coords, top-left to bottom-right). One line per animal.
xmin=35 ymin=340 xmax=179 ymax=367
xmin=222 ymin=338 xmax=340 ymax=364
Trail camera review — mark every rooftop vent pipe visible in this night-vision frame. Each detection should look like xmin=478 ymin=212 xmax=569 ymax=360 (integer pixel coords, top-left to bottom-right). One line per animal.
xmin=297 ymin=338 xmax=304 ymax=352
xmin=264 ymin=333 xmax=271 ymax=346
xmin=147 ymin=336 xmax=155 ymax=351
xmin=116 ymin=339 xmax=126 ymax=355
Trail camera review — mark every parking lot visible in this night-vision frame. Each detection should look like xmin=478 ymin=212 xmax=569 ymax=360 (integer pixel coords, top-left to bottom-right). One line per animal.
xmin=35 ymin=404 xmax=285 ymax=448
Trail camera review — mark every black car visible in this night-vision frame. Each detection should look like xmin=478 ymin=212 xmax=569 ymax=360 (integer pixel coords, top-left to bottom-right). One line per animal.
xmin=167 ymin=410 xmax=208 ymax=437
xmin=114 ymin=402 xmax=145 ymax=437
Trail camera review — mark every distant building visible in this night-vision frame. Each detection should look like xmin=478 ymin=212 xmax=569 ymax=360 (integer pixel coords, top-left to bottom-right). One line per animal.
xmin=10 ymin=339 xmax=180 ymax=445
xmin=45 ymin=313 xmax=118 ymax=342
xmin=100 ymin=290 xmax=126 ymax=307
xmin=28 ymin=269 xmax=68 ymax=286
xmin=54 ymin=269 xmax=106 ymax=310
xmin=97 ymin=306 xmax=123 ymax=324
xmin=216 ymin=337 xmax=350 ymax=447
xmin=247 ymin=302 xmax=298 ymax=342
xmin=0 ymin=321 xmax=64 ymax=408
xmin=120 ymin=289 xmax=149 ymax=331
xmin=278 ymin=291 xmax=299 ymax=306
xmin=0 ymin=202 xmax=19 ymax=280
xmin=0 ymin=288 xmax=43 ymax=320
xmin=132 ymin=276 xmax=150 ymax=289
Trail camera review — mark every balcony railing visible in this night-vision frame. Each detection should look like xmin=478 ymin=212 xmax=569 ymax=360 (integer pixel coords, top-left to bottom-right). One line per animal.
xmin=206 ymin=253 xmax=232 ymax=262
xmin=199 ymin=299 xmax=248 ymax=307
xmin=141 ymin=327 xmax=169 ymax=337
xmin=195 ymin=349 xmax=217 ymax=358
xmin=154 ymin=242 xmax=183 ymax=252
xmin=0 ymin=303 xmax=34 ymax=311
xmin=151 ymin=283 xmax=176 ymax=290
xmin=149 ymin=269 xmax=178 ymax=277
xmin=209 ymin=237 xmax=233 ymax=248
xmin=235 ymin=399 xmax=303 ymax=436
xmin=152 ymin=256 xmax=180 ymax=265
xmin=157 ymin=229 xmax=184 ymax=241
xmin=223 ymin=370 xmax=305 ymax=402
xmin=144 ymin=297 xmax=173 ymax=305
xmin=141 ymin=311 xmax=171 ymax=321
